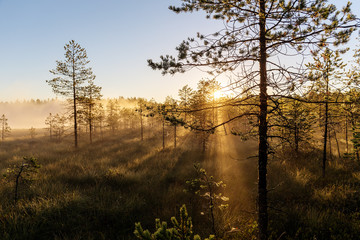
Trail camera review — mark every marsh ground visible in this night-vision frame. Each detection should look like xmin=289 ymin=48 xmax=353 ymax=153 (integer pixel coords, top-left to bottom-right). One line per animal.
xmin=0 ymin=126 xmax=359 ymax=239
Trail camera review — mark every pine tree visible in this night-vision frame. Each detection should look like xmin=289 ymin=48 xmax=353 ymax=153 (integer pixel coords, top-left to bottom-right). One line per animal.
xmin=47 ymin=40 xmax=95 ymax=148
xmin=0 ymin=114 xmax=11 ymax=141
xmin=45 ymin=113 xmax=55 ymax=140
xmin=106 ymin=99 xmax=120 ymax=133
xmin=148 ymin=1 xmax=357 ymax=238
xmin=178 ymin=85 xmax=194 ymax=122
xmin=307 ymin=48 xmax=345 ymax=177
xmin=79 ymin=79 xmax=102 ymax=143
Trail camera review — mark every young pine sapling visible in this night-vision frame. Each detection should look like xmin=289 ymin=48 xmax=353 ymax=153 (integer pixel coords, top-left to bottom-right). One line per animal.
xmin=3 ymin=157 xmax=41 ymax=203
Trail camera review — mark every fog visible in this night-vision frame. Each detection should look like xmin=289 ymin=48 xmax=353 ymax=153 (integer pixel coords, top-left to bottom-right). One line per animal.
xmin=0 ymin=100 xmax=64 ymax=129
xmin=0 ymin=97 xmax=142 ymax=129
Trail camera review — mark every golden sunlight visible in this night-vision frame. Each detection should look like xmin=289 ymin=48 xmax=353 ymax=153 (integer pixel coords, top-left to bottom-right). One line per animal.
xmin=213 ymin=90 xmax=222 ymax=99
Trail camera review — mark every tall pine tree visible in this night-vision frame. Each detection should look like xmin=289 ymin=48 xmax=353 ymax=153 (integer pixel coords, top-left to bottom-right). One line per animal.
xmin=47 ymin=40 xmax=95 ymax=148
xmin=148 ymin=1 xmax=357 ymax=239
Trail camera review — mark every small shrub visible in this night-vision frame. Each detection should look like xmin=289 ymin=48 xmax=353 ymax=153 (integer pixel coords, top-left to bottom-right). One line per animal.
xmin=134 ymin=204 xmax=215 ymax=240
xmin=185 ymin=164 xmax=229 ymax=236
xmin=3 ymin=157 xmax=41 ymax=203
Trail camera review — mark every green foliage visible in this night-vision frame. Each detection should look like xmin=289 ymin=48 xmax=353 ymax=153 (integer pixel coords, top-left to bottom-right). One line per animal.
xmin=134 ymin=204 xmax=215 ymax=240
xmin=185 ymin=164 xmax=229 ymax=236
xmin=47 ymin=40 xmax=96 ymax=147
xmin=186 ymin=164 xmax=229 ymax=209
xmin=3 ymin=157 xmax=41 ymax=203
xmin=271 ymin=98 xmax=316 ymax=152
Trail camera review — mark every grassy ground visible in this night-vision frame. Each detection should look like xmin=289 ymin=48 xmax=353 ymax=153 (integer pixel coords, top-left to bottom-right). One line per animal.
xmin=0 ymin=127 xmax=359 ymax=239
xmin=267 ymin=145 xmax=360 ymax=240
xmin=0 ymin=127 xmax=205 ymax=239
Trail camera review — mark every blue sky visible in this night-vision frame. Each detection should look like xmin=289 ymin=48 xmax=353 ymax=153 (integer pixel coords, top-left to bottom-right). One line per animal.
xmin=0 ymin=0 xmax=359 ymax=102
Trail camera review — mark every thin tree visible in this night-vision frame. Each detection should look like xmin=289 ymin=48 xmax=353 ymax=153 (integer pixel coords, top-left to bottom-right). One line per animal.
xmin=79 ymin=79 xmax=102 ymax=143
xmin=307 ymin=48 xmax=345 ymax=177
xmin=148 ymin=1 xmax=357 ymax=239
xmin=45 ymin=113 xmax=55 ymax=140
xmin=47 ymin=40 xmax=95 ymax=148
xmin=0 ymin=114 xmax=11 ymax=141
xmin=178 ymin=85 xmax=194 ymax=122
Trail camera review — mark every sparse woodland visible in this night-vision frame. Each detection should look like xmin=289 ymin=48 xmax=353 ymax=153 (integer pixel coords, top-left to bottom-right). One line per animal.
xmin=2 ymin=1 xmax=360 ymax=240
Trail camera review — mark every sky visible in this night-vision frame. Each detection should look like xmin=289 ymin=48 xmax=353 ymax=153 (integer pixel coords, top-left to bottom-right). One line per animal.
xmin=0 ymin=0 xmax=359 ymax=102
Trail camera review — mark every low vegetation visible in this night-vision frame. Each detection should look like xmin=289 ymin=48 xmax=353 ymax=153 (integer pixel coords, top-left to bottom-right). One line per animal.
xmin=0 ymin=121 xmax=359 ymax=239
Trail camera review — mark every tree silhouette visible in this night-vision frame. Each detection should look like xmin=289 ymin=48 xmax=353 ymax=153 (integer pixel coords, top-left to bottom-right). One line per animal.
xmin=307 ymin=48 xmax=345 ymax=176
xmin=148 ymin=1 xmax=358 ymax=238
xmin=47 ymin=40 xmax=95 ymax=148
xmin=79 ymin=79 xmax=102 ymax=143
xmin=0 ymin=114 xmax=11 ymax=141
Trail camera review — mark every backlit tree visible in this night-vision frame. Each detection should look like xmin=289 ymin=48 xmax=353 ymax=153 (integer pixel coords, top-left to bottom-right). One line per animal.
xmin=148 ymin=1 xmax=357 ymax=238
xmin=47 ymin=40 xmax=95 ymax=148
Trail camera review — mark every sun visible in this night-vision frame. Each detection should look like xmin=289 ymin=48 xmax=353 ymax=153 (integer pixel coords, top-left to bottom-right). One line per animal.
xmin=213 ymin=90 xmax=222 ymax=100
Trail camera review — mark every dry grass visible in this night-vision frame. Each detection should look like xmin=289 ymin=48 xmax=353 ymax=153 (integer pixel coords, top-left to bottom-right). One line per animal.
xmin=0 ymin=127 xmax=210 ymax=239
xmin=1 ymin=128 xmax=359 ymax=239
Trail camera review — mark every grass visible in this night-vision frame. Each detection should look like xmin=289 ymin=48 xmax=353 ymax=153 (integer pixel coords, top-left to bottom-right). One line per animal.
xmin=0 ymin=127 xmax=208 ymax=239
xmin=267 ymin=145 xmax=360 ymax=240
xmin=0 ymin=127 xmax=360 ymax=239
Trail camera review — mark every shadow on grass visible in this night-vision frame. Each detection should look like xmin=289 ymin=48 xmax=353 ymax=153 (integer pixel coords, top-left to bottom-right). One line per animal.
xmin=267 ymin=146 xmax=360 ymax=240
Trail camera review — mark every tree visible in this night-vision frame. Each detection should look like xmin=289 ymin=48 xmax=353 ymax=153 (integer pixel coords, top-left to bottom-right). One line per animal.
xmin=79 ymin=79 xmax=102 ymax=143
xmin=272 ymin=97 xmax=315 ymax=153
xmin=53 ymin=114 xmax=67 ymax=141
xmin=47 ymin=40 xmax=95 ymax=148
xmin=93 ymin=103 xmax=106 ymax=139
xmin=345 ymin=43 xmax=360 ymax=161
xmin=0 ymin=114 xmax=11 ymax=141
xmin=148 ymin=1 xmax=357 ymax=239
xmin=106 ymin=99 xmax=120 ymax=133
xmin=178 ymin=85 xmax=195 ymax=122
xmin=165 ymin=96 xmax=180 ymax=148
xmin=45 ymin=113 xmax=55 ymax=140
xmin=29 ymin=127 xmax=37 ymax=140
xmin=188 ymin=79 xmax=218 ymax=152
xmin=3 ymin=157 xmax=40 ymax=203
xmin=307 ymin=48 xmax=345 ymax=176
xmin=136 ymin=99 xmax=148 ymax=141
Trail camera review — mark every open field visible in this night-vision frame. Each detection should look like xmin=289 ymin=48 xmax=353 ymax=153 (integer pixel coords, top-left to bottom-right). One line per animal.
xmin=0 ymin=127 xmax=258 ymax=239
xmin=0 ymin=126 xmax=360 ymax=239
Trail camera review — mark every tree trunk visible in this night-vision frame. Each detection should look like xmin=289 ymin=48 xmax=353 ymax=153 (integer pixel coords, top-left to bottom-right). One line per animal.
xmin=258 ymin=1 xmax=268 ymax=239
xmin=89 ymin=104 xmax=93 ymax=144
xmin=294 ymin=125 xmax=299 ymax=153
xmin=140 ymin=112 xmax=144 ymax=141
xmin=323 ymin=98 xmax=329 ymax=177
xmin=174 ymin=124 xmax=177 ymax=148
xmin=329 ymin=127 xmax=332 ymax=160
xmin=333 ymin=129 xmax=341 ymax=159
xmin=162 ymin=117 xmax=165 ymax=149
xmin=346 ymin=114 xmax=348 ymax=154
xmin=73 ymin=55 xmax=78 ymax=148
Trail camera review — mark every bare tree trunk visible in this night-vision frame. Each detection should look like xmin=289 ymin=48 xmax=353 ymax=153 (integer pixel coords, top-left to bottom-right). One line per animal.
xmin=329 ymin=127 xmax=332 ymax=160
xmin=323 ymin=88 xmax=329 ymax=177
xmin=89 ymin=104 xmax=93 ymax=144
xmin=346 ymin=114 xmax=349 ymax=154
xmin=258 ymin=1 xmax=268 ymax=238
xmin=294 ymin=125 xmax=299 ymax=153
xmin=140 ymin=113 xmax=143 ymax=141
